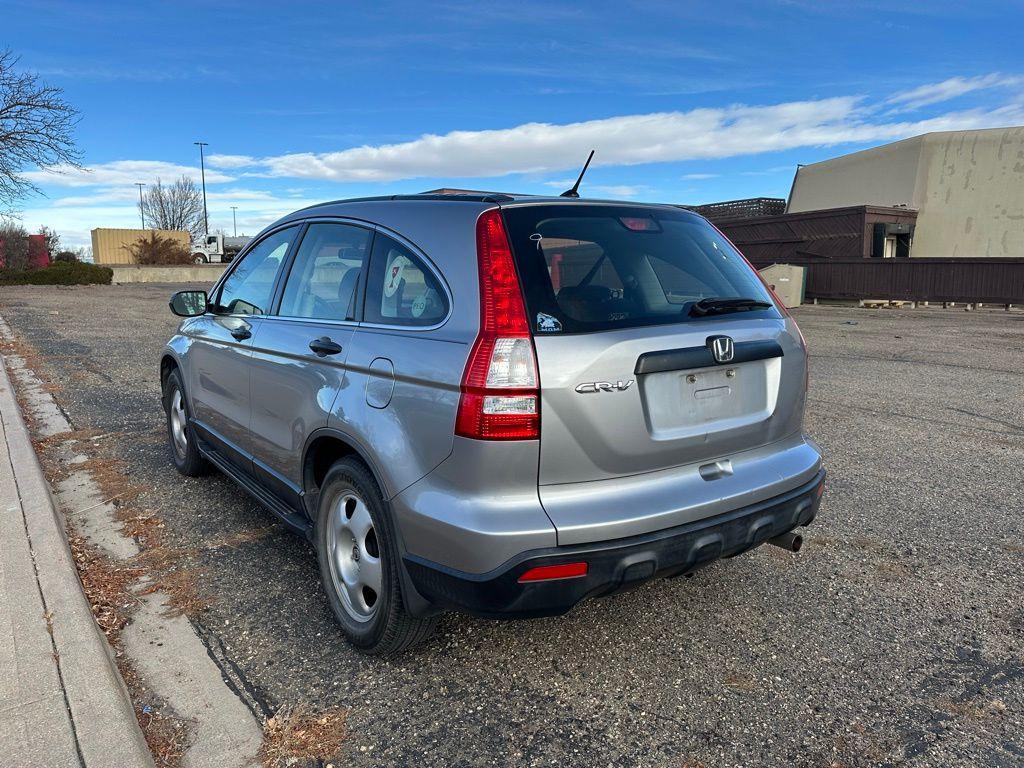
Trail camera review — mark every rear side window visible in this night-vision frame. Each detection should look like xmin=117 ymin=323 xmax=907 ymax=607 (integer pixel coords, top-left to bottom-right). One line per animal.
xmin=215 ymin=226 xmax=298 ymax=315
xmin=364 ymin=234 xmax=448 ymax=326
xmin=278 ymin=223 xmax=372 ymax=321
xmin=502 ymin=205 xmax=777 ymax=333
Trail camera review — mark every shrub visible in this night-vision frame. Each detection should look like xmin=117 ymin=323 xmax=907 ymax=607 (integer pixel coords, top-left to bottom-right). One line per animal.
xmin=0 ymin=261 xmax=112 ymax=285
xmin=123 ymin=231 xmax=193 ymax=265
xmin=53 ymin=249 xmax=79 ymax=263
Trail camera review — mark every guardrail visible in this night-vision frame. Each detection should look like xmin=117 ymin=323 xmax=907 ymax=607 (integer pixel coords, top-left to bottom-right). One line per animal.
xmin=748 ymin=257 xmax=1024 ymax=304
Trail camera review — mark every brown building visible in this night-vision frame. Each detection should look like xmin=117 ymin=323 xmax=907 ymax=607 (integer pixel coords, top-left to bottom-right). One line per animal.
xmin=787 ymin=127 xmax=1024 ymax=258
xmin=712 ymin=205 xmax=917 ymax=264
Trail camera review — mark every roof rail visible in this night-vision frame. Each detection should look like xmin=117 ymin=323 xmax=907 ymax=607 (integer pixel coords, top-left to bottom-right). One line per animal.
xmin=299 ymin=193 xmax=516 ymax=213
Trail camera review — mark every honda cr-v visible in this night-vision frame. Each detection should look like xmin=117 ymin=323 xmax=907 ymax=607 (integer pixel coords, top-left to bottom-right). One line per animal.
xmin=162 ymin=194 xmax=825 ymax=654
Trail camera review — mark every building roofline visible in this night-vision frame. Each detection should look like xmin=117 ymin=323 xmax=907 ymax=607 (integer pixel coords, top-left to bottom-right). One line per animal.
xmin=798 ymin=124 xmax=1024 ymax=170
xmin=715 ymin=203 xmax=918 ymax=226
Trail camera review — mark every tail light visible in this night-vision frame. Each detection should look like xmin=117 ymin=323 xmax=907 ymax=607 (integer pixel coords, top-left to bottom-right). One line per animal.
xmin=455 ymin=209 xmax=540 ymax=440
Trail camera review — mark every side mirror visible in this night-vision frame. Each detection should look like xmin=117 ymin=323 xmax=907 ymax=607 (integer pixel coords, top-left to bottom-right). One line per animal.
xmin=169 ymin=290 xmax=208 ymax=317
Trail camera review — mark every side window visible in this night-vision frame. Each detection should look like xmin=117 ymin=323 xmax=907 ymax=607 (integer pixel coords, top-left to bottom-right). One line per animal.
xmin=364 ymin=234 xmax=448 ymax=326
xmin=215 ymin=227 xmax=297 ymax=315
xmin=278 ymin=223 xmax=372 ymax=321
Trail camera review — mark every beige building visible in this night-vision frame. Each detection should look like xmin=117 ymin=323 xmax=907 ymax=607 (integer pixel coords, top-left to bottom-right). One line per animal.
xmin=91 ymin=228 xmax=190 ymax=265
xmin=787 ymin=126 xmax=1024 ymax=258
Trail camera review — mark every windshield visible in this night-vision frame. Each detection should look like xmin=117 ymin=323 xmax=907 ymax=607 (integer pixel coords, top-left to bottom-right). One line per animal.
xmin=501 ymin=204 xmax=779 ymax=334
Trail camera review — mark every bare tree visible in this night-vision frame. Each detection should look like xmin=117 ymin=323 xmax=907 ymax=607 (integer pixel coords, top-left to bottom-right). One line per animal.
xmin=0 ymin=50 xmax=81 ymax=213
xmin=37 ymin=224 xmax=59 ymax=254
xmin=0 ymin=220 xmax=29 ymax=269
xmin=139 ymin=176 xmax=204 ymax=239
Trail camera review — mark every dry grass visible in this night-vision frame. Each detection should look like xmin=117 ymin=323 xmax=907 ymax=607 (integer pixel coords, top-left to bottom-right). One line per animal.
xmin=118 ymin=658 xmax=193 ymax=767
xmin=6 ymin=331 xmax=204 ymax=765
xmin=135 ymin=551 xmax=212 ymax=617
xmin=34 ymin=425 xmax=104 ymax=449
xmin=258 ymin=707 xmax=348 ymax=767
xmin=80 ymin=455 xmax=145 ymax=508
xmin=205 ymin=525 xmax=280 ymax=551
xmin=76 ymin=449 xmax=213 ymax=620
xmin=68 ymin=529 xmax=144 ymax=643
xmin=0 ymin=335 xmax=61 ymax=394
xmin=66 ymin=528 xmax=193 ymax=767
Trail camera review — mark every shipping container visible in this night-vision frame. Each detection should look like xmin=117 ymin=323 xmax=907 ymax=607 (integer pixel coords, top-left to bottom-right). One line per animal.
xmin=90 ymin=228 xmax=190 ymax=265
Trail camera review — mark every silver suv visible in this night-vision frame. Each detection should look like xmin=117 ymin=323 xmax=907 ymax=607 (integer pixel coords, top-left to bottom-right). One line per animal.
xmin=162 ymin=194 xmax=825 ymax=654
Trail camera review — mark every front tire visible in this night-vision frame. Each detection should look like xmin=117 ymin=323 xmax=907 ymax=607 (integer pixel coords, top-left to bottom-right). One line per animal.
xmin=193 ymin=253 xmax=208 ymax=264
xmin=315 ymin=457 xmax=438 ymax=654
xmin=162 ymin=369 xmax=209 ymax=476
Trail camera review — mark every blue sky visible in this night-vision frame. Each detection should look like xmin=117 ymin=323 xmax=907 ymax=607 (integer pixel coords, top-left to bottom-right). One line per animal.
xmin=4 ymin=0 xmax=1024 ymax=247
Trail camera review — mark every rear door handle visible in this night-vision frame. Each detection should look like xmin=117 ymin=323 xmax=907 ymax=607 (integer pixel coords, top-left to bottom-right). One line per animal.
xmin=230 ymin=326 xmax=251 ymax=341
xmin=309 ymin=337 xmax=343 ymax=357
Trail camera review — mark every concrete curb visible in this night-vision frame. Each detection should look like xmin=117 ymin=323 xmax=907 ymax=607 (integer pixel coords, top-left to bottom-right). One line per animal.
xmin=0 ymin=355 xmax=155 ymax=768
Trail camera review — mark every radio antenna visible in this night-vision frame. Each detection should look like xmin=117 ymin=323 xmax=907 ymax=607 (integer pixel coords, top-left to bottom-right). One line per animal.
xmin=560 ymin=150 xmax=595 ymax=198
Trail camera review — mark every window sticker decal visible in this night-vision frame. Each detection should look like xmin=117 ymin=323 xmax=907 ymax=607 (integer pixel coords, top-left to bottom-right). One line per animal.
xmin=384 ymin=250 xmax=411 ymax=298
xmin=536 ymin=312 xmax=562 ymax=333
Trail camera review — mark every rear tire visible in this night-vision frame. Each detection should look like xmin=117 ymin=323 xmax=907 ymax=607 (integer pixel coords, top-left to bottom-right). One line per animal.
xmin=315 ymin=457 xmax=438 ymax=654
xmin=162 ymin=369 xmax=209 ymax=476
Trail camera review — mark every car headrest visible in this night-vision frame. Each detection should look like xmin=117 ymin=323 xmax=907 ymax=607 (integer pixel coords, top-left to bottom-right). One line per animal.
xmin=339 ymin=268 xmax=361 ymax=319
xmin=556 ymin=284 xmax=614 ymax=322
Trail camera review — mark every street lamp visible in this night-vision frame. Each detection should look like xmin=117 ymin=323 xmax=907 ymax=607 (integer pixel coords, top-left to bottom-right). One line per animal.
xmin=135 ymin=183 xmax=146 ymax=229
xmin=230 ymin=206 xmax=238 ymax=237
xmin=194 ymin=141 xmax=209 ymax=236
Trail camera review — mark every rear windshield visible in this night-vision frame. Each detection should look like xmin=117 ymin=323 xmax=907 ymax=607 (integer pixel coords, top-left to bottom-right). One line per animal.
xmin=502 ymin=204 xmax=779 ymax=334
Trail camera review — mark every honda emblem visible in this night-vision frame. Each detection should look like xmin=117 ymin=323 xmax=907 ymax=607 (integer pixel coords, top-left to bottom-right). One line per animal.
xmin=709 ymin=335 xmax=735 ymax=364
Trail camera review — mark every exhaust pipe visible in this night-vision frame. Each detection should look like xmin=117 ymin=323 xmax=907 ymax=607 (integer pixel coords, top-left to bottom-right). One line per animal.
xmin=768 ymin=531 xmax=803 ymax=552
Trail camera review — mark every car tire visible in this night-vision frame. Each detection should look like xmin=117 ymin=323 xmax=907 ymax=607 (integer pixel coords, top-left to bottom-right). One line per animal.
xmin=162 ymin=369 xmax=209 ymax=477
xmin=193 ymin=253 xmax=208 ymax=264
xmin=315 ymin=457 xmax=438 ymax=655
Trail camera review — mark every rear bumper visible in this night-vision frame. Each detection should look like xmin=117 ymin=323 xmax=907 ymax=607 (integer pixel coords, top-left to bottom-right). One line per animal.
xmin=403 ymin=468 xmax=826 ymax=619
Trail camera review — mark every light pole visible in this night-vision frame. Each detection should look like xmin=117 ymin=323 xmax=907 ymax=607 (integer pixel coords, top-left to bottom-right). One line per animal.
xmin=194 ymin=141 xmax=209 ymax=236
xmin=135 ymin=183 xmax=146 ymax=229
xmin=230 ymin=206 xmax=237 ymax=237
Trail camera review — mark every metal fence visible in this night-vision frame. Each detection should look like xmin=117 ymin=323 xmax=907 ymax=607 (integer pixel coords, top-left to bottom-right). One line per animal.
xmin=747 ymin=258 xmax=1024 ymax=304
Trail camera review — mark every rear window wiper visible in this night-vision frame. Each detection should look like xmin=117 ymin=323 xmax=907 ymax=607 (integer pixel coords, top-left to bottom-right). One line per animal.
xmin=687 ymin=297 xmax=773 ymax=317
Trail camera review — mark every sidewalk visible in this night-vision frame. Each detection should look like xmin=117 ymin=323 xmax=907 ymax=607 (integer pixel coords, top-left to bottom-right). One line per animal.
xmin=0 ymin=355 xmax=154 ymax=768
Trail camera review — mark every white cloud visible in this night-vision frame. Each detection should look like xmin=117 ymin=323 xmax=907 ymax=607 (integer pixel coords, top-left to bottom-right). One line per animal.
xmin=22 ymin=160 xmax=234 ymax=188
xmin=587 ymin=185 xmax=647 ymax=198
xmin=682 ymin=173 xmax=719 ymax=180
xmin=740 ymin=165 xmax=796 ymax=176
xmin=18 ymin=74 xmax=1024 ymax=246
xmin=887 ymin=73 xmax=1024 ymax=110
xmin=234 ymin=94 xmax=1024 ymax=183
xmin=205 ymin=188 xmax=280 ymax=202
xmin=206 ymin=154 xmax=259 ymax=169
xmin=18 ymin=191 xmax=322 ymax=248
xmin=50 ymin=186 xmax=279 ymax=208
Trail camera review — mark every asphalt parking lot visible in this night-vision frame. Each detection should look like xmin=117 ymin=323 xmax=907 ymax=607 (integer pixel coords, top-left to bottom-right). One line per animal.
xmin=1 ymin=283 xmax=1022 ymax=768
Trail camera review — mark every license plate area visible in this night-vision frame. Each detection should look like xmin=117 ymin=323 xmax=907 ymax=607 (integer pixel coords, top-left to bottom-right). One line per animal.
xmin=640 ymin=358 xmax=781 ymax=440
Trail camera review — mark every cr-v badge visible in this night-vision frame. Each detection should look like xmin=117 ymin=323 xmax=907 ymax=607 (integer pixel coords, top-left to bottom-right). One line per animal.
xmin=575 ymin=380 xmax=634 ymax=394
